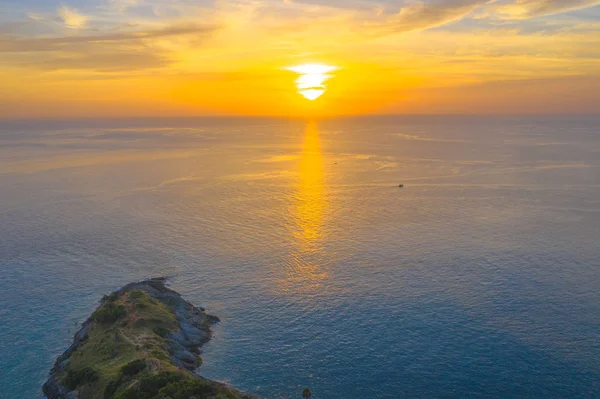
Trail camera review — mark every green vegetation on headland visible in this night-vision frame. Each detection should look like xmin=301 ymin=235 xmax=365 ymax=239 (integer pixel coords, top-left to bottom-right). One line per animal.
xmin=43 ymin=278 xmax=259 ymax=399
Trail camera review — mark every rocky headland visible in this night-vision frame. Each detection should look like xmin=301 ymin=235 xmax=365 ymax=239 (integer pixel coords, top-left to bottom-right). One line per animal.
xmin=43 ymin=278 xmax=260 ymax=399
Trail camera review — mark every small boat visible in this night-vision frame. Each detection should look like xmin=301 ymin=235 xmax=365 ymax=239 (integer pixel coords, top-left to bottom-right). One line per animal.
xmin=399 ymin=184 xmax=404 ymax=188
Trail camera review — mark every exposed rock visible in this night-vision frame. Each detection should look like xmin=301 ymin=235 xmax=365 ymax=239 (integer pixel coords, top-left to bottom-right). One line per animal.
xmin=42 ymin=277 xmax=260 ymax=399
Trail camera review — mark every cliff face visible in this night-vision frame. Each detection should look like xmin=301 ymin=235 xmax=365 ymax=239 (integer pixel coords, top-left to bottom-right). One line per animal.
xmin=43 ymin=278 xmax=258 ymax=399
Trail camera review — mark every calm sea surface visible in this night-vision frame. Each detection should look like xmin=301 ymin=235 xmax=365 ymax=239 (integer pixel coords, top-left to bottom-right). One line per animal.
xmin=1 ymin=116 xmax=599 ymax=399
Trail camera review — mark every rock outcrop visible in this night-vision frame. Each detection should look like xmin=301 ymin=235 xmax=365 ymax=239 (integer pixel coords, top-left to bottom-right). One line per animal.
xmin=43 ymin=278 xmax=259 ymax=399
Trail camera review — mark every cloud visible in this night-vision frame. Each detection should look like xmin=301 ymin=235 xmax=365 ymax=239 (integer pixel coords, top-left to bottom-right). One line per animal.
xmin=0 ymin=23 xmax=219 ymax=72
xmin=492 ymin=0 xmax=600 ymax=19
xmin=58 ymin=5 xmax=88 ymax=29
xmin=0 ymin=24 xmax=218 ymax=53
xmin=260 ymin=0 xmax=491 ymax=39
xmin=288 ymin=0 xmax=600 ymax=36
xmin=26 ymin=12 xmax=44 ymax=22
xmin=359 ymin=0 xmax=492 ymax=36
xmin=392 ymin=0 xmax=487 ymax=31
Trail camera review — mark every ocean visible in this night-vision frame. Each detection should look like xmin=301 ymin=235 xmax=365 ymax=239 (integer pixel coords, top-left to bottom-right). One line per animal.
xmin=0 ymin=116 xmax=599 ymax=398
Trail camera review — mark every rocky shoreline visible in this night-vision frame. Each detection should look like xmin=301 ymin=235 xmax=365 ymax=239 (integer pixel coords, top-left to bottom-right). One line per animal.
xmin=43 ymin=278 xmax=260 ymax=399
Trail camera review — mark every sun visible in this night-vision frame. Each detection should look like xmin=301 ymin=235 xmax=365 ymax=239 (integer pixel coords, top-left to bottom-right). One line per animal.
xmin=286 ymin=63 xmax=338 ymax=101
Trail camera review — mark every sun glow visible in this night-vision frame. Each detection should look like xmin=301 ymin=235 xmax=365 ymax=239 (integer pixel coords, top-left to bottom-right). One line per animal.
xmin=286 ymin=63 xmax=338 ymax=101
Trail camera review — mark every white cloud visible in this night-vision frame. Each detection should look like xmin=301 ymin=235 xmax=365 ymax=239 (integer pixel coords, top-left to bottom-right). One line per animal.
xmin=26 ymin=12 xmax=44 ymax=21
xmin=362 ymin=0 xmax=489 ymax=36
xmin=491 ymin=0 xmax=600 ymax=19
xmin=58 ymin=5 xmax=88 ymax=29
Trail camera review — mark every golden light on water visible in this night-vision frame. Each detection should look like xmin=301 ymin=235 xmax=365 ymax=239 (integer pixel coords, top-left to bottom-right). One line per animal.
xmin=278 ymin=122 xmax=330 ymax=296
xmin=286 ymin=63 xmax=338 ymax=101
xmin=295 ymin=121 xmax=327 ymax=245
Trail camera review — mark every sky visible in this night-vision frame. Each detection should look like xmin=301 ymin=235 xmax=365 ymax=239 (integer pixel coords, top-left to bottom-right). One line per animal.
xmin=1 ymin=0 xmax=599 ymax=117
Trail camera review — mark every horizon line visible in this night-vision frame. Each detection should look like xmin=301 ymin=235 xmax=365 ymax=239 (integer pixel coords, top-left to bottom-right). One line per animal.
xmin=2 ymin=113 xmax=600 ymax=123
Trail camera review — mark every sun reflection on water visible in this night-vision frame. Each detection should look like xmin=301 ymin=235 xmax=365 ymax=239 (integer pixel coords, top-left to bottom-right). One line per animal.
xmin=295 ymin=121 xmax=326 ymax=246
xmin=280 ymin=122 xmax=330 ymax=295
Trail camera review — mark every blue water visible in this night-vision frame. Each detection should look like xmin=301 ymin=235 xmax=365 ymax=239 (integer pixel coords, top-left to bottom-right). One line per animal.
xmin=1 ymin=116 xmax=599 ymax=398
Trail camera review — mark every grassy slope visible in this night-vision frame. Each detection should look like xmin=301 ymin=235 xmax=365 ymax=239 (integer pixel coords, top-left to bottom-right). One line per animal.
xmin=56 ymin=288 xmax=249 ymax=399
